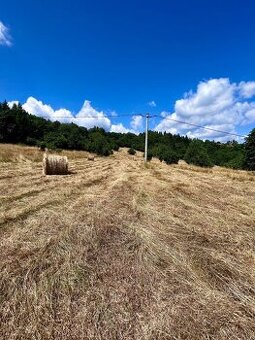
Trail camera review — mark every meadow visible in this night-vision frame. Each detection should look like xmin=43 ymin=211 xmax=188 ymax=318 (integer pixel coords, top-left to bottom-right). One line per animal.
xmin=0 ymin=144 xmax=255 ymax=339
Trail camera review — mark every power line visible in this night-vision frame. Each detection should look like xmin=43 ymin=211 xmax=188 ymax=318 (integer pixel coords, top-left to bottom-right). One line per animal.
xmin=152 ymin=115 xmax=247 ymax=139
xmin=43 ymin=112 xmax=247 ymax=139
xmin=47 ymin=114 xmax=143 ymax=119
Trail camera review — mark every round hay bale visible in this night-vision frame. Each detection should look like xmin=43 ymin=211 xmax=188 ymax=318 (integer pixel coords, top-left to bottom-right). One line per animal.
xmin=178 ymin=159 xmax=187 ymax=165
xmin=43 ymin=154 xmax=68 ymax=175
xmin=87 ymin=155 xmax=95 ymax=161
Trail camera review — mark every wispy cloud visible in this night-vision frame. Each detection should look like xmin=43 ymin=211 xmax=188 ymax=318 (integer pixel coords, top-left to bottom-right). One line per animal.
xmin=0 ymin=21 xmax=12 ymax=46
xmin=148 ymin=100 xmax=156 ymax=107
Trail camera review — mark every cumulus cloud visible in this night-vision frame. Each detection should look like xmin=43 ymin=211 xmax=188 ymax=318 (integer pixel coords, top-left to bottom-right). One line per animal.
xmin=131 ymin=115 xmax=143 ymax=130
xmin=75 ymin=100 xmax=111 ymax=130
xmin=110 ymin=123 xmax=131 ymax=133
xmin=23 ymin=97 xmax=58 ymax=120
xmin=110 ymin=122 xmax=138 ymax=134
xmin=186 ymin=124 xmax=239 ymax=143
xmin=18 ymin=97 xmax=112 ymax=130
xmin=8 ymin=101 xmax=19 ymax=108
xmin=0 ymin=21 xmax=12 ymax=46
xmin=8 ymin=97 xmax=143 ymax=133
xmin=238 ymin=81 xmax=255 ymax=99
xmin=52 ymin=108 xmax=74 ymax=123
xmin=155 ymin=78 xmax=255 ymax=141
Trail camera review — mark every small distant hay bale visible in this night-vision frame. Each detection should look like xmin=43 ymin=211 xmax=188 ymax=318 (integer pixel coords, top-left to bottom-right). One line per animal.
xmin=178 ymin=159 xmax=187 ymax=165
xmin=43 ymin=153 xmax=68 ymax=175
xmin=87 ymin=155 xmax=95 ymax=161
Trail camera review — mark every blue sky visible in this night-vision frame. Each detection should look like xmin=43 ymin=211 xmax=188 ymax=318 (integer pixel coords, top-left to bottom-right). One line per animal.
xmin=1 ymin=0 xmax=255 ymax=140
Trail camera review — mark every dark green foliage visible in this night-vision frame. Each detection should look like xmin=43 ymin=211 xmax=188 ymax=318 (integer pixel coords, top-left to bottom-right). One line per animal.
xmin=0 ymin=102 xmax=112 ymax=156
xmin=0 ymin=102 xmax=31 ymax=143
xmin=223 ymin=152 xmax=244 ymax=169
xmin=0 ymin=101 xmax=252 ymax=167
xmin=26 ymin=137 xmax=37 ymax=146
xmin=184 ymin=139 xmax=213 ymax=167
xmin=243 ymin=129 xmax=255 ymax=170
xmin=88 ymin=132 xmax=113 ymax=156
xmin=151 ymin=144 xmax=179 ymax=164
xmin=128 ymin=147 xmax=136 ymax=155
xmin=203 ymin=139 xmax=244 ymax=168
xmin=158 ymin=146 xmax=179 ymax=165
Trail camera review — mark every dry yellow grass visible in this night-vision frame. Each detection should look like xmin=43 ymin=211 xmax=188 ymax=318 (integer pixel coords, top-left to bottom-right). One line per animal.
xmin=0 ymin=143 xmax=90 ymax=162
xmin=0 ymin=144 xmax=255 ymax=339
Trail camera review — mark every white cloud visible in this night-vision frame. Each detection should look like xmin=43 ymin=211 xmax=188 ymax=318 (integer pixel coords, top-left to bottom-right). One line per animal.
xmin=52 ymin=108 xmax=74 ymax=123
xmin=21 ymin=97 xmax=112 ymax=130
xmin=23 ymin=97 xmax=57 ymax=119
xmin=8 ymin=101 xmax=19 ymax=108
xmin=174 ymin=78 xmax=235 ymax=119
xmin=75 ymin=100 xmax=111 ymax=130
xmin=186 ymin=124 xmax=239 ymax=143
xmin=148 ymin=100 xmax=156 ymax=107
xmin=0 ymin=21 xmax=12 ymax=46
xmin=110 ymin=123 xmax=130 ymax=133
xmin=9 ymin=96 xmax=140 ymax=134
xmin=131 ymin=115 xmax=143 ymax=130
xmin=110 ymin=123 xmax=139 ymax=134
xmin=238 ymin=81 xmax=255 ymax=99
xmin=9 ymin=97 xmax=143 ymax=133
xmin=155 ymin=78 xmax=255 ymax=141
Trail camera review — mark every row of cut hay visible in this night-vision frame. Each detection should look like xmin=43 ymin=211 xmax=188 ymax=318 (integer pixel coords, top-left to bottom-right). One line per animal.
xmin=43 ymin=153 xmax=68 ymax=175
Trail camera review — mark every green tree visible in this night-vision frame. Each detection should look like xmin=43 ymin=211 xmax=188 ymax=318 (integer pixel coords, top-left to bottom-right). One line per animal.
xmin=243 ymin=128 xmax=255 ymax=170
xmin=184 ymin=139 xmax=213 ymax=167
xmin=161 ymin=149 xmax=179 ymax=165
xmin=224 ymin=153 xmax=244 ymax=169
xmin=155 ymin=144 xmax=179 ymax=164
xmin=128 ymin=147 xmax=136 ymax=155
xmin=88 ymin=132 xmax=113 ymax=156
xmin=43 ymin=131 xmax=68 ymax=150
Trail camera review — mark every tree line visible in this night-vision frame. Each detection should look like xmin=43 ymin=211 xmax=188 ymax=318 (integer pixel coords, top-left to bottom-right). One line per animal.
xmin=0 ymin=101 xmax=254 ymax=170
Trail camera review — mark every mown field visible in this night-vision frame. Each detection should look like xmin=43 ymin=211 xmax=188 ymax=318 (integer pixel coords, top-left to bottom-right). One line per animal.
xmin=0 ymin=144 xmax=255 ymax=340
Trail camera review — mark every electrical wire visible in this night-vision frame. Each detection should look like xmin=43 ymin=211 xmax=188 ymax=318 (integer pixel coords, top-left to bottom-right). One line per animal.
xmin=43 ymin=112 xmax=247 ymax=138
xmin=49 ymin=114 xmax=142 ymax=119
xmin=151 ymin=115 xmax=247 ymax=139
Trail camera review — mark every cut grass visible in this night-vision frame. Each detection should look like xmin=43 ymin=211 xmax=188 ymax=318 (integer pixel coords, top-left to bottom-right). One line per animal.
xmin=0 ymin=144 xmax=255 ymax=339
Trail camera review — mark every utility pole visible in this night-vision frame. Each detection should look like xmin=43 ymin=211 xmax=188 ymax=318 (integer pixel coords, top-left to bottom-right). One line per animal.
xmin=144 ymin=113 xmax=149 ymax=162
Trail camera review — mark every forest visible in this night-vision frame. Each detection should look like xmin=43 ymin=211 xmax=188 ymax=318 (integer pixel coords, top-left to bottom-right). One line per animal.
xmin=0 ymin=101 xmax=254 ymax=170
